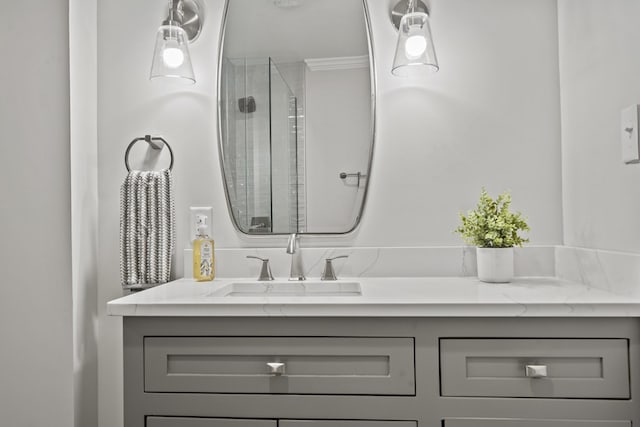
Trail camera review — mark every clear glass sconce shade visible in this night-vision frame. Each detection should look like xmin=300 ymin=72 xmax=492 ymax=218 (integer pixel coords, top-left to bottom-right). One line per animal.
xmin=391 ymin=11 xmax=439 ymax=76
xmin=150 ymin=24 xmax=196 ymax=83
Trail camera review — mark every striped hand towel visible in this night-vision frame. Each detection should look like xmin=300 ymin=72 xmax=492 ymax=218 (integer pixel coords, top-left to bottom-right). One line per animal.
xmin=119 ymin=169 xmax=175 ymax=290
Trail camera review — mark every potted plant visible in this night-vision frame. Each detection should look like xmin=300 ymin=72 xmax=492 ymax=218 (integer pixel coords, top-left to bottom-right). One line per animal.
xmin=455 ymin=188 xmax=530 ymax=283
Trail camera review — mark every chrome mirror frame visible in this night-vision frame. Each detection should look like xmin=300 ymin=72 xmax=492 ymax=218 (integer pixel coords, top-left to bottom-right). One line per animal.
xmin=215 ymin=0 xmax=377 ymax=236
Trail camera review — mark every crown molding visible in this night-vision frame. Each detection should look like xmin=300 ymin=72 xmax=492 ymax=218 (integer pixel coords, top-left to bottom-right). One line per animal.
xmin=304 ymin=55 xmax=369 ymax=71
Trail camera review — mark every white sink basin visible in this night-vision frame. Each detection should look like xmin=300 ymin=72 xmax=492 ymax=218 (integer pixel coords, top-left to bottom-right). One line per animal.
xmin=212 ymin=281 xmax=362 ymax=297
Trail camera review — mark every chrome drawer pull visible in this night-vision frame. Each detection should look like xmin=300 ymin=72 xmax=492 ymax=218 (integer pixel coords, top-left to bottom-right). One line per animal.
xmin=266 ymin=362 xmax=285 ymax=375
xmin=525 ymin=364 xmax=548 ymax=378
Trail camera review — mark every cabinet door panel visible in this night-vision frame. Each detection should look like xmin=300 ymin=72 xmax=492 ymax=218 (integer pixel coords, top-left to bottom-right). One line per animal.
xmin=444 ymin=419 xmax=630 ymax=427
xmin=281 ymin=421 xmax=417 ymax=427
xmin=147 ymin=418 xmax=277 ymax=427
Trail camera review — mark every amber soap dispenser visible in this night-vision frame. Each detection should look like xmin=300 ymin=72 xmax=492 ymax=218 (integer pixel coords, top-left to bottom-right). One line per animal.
xmin=193 ymin=219 xmax=215 ymax=282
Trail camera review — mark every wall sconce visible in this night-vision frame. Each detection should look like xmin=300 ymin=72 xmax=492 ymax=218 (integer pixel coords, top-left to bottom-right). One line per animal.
xmin=391 ymin=0 xmax=438 ymax=76
xmin=150 ymin=0 xmax=204 ymax=83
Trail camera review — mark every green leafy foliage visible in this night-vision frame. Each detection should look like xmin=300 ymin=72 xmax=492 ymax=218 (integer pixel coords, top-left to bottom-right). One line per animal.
xmin=455 ymin=188 xmax=530 ymax=248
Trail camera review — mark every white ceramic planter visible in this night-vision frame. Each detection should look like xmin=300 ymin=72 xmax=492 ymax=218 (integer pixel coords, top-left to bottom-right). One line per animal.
xmin=476 ymin=247 xmax=514 ymax=283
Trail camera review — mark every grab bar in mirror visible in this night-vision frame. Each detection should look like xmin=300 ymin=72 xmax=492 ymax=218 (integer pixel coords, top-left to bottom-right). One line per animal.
xmin=339 ymin=171 xmax=367 ymax=186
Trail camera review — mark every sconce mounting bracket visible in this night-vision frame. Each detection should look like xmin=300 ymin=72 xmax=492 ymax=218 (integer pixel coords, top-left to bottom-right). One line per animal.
xmin=172 ymin=0 xmax=204 ymax=42
xmin=391 ymin=0 xmax=429 ymax=30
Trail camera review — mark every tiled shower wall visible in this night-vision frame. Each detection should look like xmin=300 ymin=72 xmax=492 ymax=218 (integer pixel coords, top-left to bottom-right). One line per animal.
xmin=220 ymin=58 xmax=245 ymax=227
xmin=274 ymin=61 xmax=307 ymax=232
xmin=222 ymin=58 xmax=272 ymax=231
xmin=222 ymin=58 xmax=307 ymax=233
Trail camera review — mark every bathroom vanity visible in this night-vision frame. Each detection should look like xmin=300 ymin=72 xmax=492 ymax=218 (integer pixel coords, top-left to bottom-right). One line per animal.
xmin=109 ymin=278 xmax=640 ymax=427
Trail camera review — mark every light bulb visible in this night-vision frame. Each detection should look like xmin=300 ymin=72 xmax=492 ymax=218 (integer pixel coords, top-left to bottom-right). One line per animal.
xmin=405 ymin=34 xmax=427 ymax=60
xmin=162 ymin=46 xmax=185 ymax=68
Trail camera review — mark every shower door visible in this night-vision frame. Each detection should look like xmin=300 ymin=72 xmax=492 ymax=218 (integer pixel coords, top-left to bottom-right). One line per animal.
xmin=220 ymin=57 xmax=304 ymax=234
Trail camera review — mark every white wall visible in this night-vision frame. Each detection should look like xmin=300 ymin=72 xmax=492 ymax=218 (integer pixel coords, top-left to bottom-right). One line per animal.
xmin=558 ymin=0 xmax=640 ymax=253
xmin=362 ymin=0 xmax=562 ymax=247
xmin=97 ymin=1 xmax=223 ymax=424
xmin=0 ymin=1 xmax=74 ymax=426
xmin=70 ymin=0 xmax=99 ymax=426
xmin=97 ymin=0 xmax=562 ymax=425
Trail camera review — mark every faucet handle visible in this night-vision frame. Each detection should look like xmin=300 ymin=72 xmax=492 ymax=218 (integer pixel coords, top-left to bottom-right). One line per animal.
xmin=321 ymin=255 xmax=349 ymax=281
xmin=246 ymin=256 xmax=274 ymax=281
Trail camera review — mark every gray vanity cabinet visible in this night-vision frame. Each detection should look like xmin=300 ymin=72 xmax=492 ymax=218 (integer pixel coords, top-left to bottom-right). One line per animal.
xmin=123 ymin=317 xmax=640 ymax=427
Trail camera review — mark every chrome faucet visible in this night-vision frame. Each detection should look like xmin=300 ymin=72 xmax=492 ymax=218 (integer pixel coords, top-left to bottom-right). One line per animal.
xmin=286 ymin=233 xmax=305 ymax=281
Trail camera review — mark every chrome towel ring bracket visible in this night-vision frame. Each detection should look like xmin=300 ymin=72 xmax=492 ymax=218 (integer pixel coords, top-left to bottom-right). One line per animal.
xmin=125 ymin=135 xmax=174 ymax=172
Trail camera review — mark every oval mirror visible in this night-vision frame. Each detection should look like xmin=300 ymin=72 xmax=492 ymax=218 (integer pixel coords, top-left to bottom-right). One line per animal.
xmin=218 ymin=0 xmax=375 ymax=235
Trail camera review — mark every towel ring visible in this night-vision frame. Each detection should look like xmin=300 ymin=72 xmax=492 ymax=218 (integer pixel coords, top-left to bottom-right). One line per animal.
xmin=124 ymin=135 xmax=174 ymax=172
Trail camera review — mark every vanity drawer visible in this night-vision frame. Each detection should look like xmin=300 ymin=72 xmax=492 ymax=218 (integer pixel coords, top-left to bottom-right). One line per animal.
xmin=440 ymin=338 xmax=629 ymax=398
xmin=144 ymin=336 xmax=415 ymax=395
xmin=443 ymin=419 xmax=630 ymax=427
xmin=281 ymin=421 xmax=417 ymax=427
xmin=147 ymin=419 xmax=416 ymax=427
xmin=147 ymin=418 xmax=276 ymax=427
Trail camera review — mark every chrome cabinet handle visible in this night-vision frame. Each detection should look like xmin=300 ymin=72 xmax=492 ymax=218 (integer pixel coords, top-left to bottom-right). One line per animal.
xmin=266 ymin=362 xmax=285 ymax=375
xmin=525 ymin=364 xmax=548 ymax=378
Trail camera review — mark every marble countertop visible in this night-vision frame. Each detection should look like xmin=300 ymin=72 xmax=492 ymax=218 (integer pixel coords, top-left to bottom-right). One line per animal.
xmin=107 ymin=277 xmax=640 ymax=317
